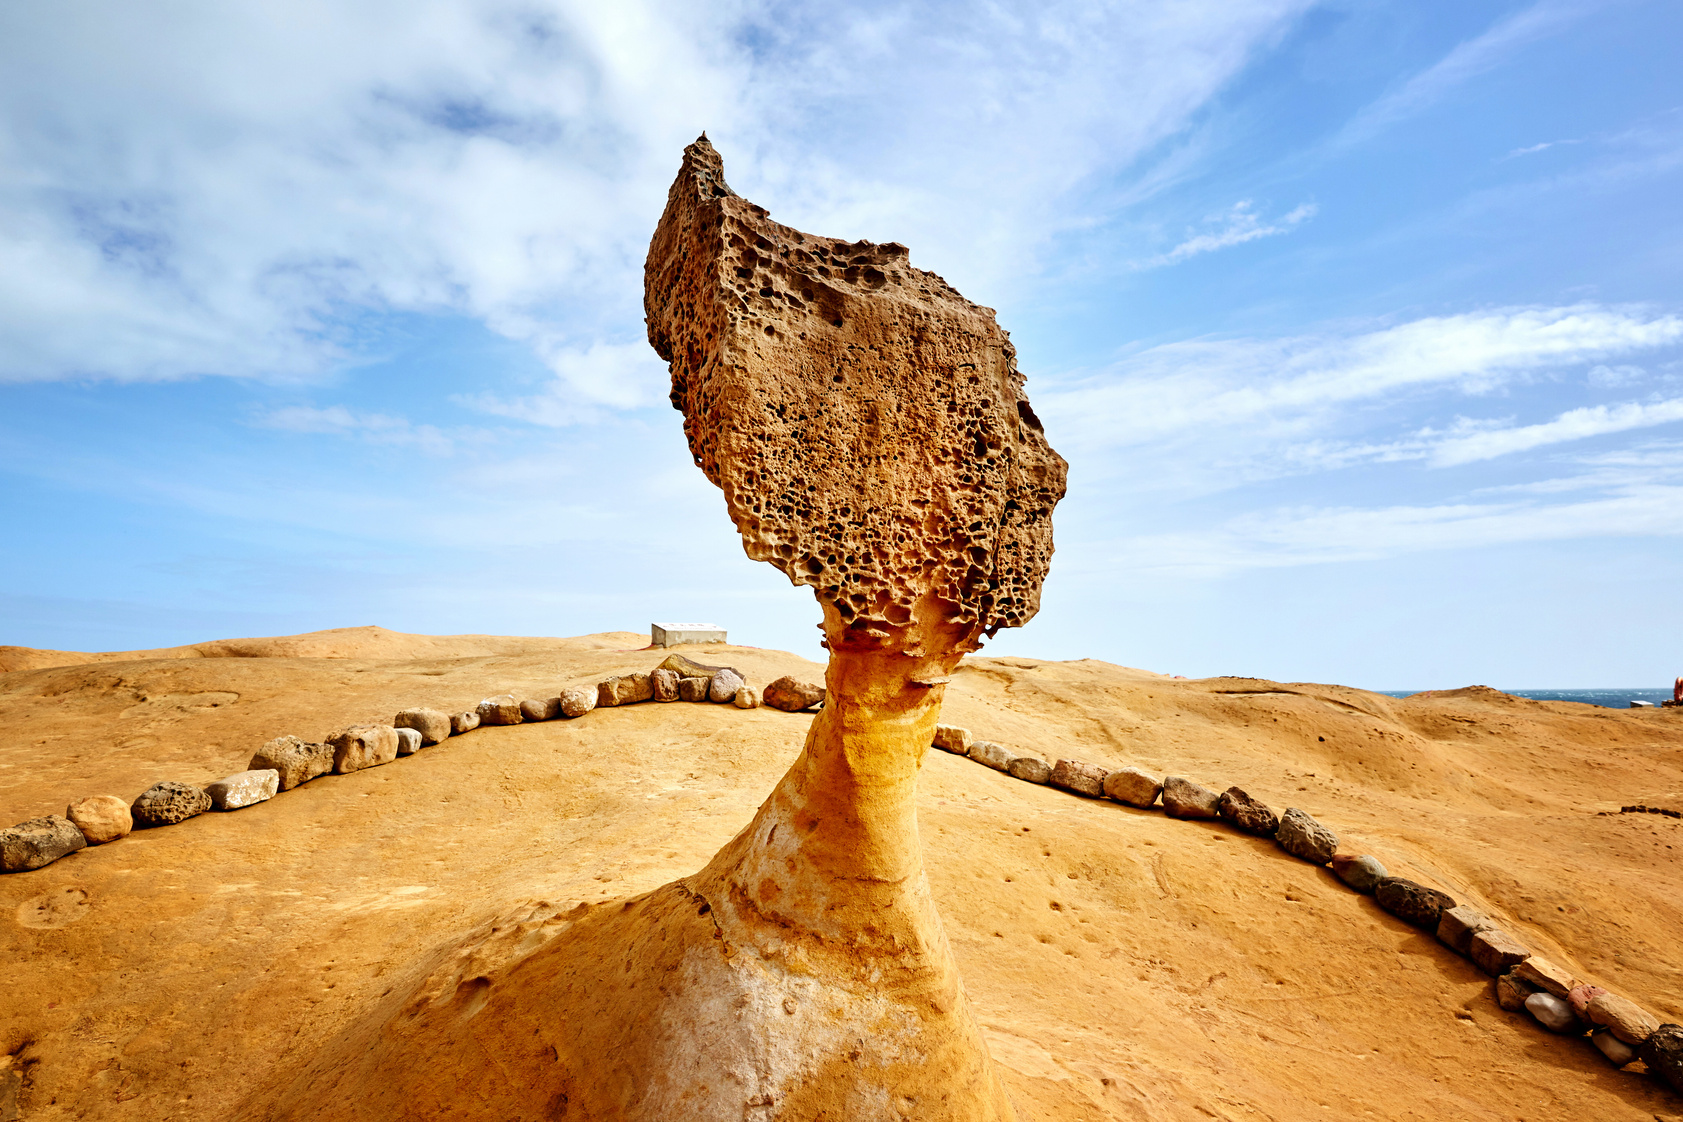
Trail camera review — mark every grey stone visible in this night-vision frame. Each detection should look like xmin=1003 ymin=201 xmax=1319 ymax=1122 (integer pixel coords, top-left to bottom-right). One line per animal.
xmin=1525 ymin=991 xmax=1577 ymax=1033
xmin=1329 ymin=854 xmax=1387 ymax=893
xmin=452 ymin=710 xmax=481 ymax=735
xmin=394 ymin=727 xmax=424 ymax=756
xmin=477 ymin=694 xmax=524 ymax=725
xmin=519 ymin=697 xmax=560 ymax=722
xmin=1496 ymin=972 xmax=1537 ymax=1012
xmin=1007 ymin=757 xmax=1051 ymax=784
xmin=1162 ymin=776 xmax=1221 ymax=820
xmin=652 ymin=668 xmax=680 ymax=702
xmin=1469 ymin=928 xmax=1529 ymax=976
xmin=131 ymin=781 xmax=212 ymax=828
xmin=933 ymin=725 xmax=974 ymax=754
xmin=1436 ymin=905 xmax=1494 ymax=955
xmin=1217 ymin=787 xmax=1279 ymax=836
xmin=709 ymin=667 xmax=746 ymax=703
xmin=249 ymin=735 xmax=334 ymax=792
xmin=1275 ymin=807 xmax=1337 ymax=865
xmin=559 ymin=687 xmax=597 ymax=718
xmin=1374 ymin=877 xmax=1456 ymax=929
xmin=206 ymin=770 xmax=280 ymax=811
xmin=0 ymin=815 xmax=87 ymax=871
xmin=394 ymin=707 xmax=452 ymax=745
xmin=1103 ymin=767 xmax=1161 ymax=808
xmin=329 ymin=725 xmax=400 ymax=774
xmin=968 ymin=741 xmax=1013 ymax=771
xmin=1050 ymin=759 xmax=1107 ymax=797
xmin=764 ymin=676 xmax=826 ymax=712
xmin=1639 ymin=1024 xmax=1683 ymax=1094
xmin=1592 ymin=1029 xmax=1636 ymax=1066
xmin=599 ymin=674 xmax=654 ymax=707
xmin=678 ymin=676 xmax=710 ymax=702
xmin=66 ymin=795 xmax=132 ymax=845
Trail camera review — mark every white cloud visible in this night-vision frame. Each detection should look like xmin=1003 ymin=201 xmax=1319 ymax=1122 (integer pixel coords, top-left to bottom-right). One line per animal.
xmin=1039 ymin=303 xmax=1683 ymax=453
xmin=1081 ymin=484 xmax=1683 ymax=580
xmin=1588 ymin=363 xmax=1645 ymax=387
xmin=1428 ymin=397 xmax=1683 ymax=466
xmin=256 ymin=404 xmax=456 ymax=454
xmin=0 ymin=0 xmax=1317 ymax=401
xmin=1138 ymin=200 xmax=1316 ymax=268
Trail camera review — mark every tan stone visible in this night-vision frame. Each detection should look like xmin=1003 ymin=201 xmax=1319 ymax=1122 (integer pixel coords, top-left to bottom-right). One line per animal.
xmin=933 ymin=725 xmax=974 ymax=754
xmin=677 ymin=676 xmax=709 ymax=702
xmin=1007 ymin=757 xmax=1051 ymax=784
xmin=1162 ymin=776 xmax=1221 ymax=819
xmin=206 ymin=770 xmax=279 ymax=811
xmin=968 ymin=740 xmax=1015 ymax=771
xmin=66 ymin=795 xmax=132 ymax=845
xmin=394 ymin=708 xmax=452 ymax=746
xmin=733 ymin=686 xmax=759 ymax=709
xmin=656 ymin=652 xmax=729 ymax=679
xmin=558 ymin=688 xmax=596 ymax=718
xmin=651 ymin=668 xmax=680 ymax=702
xmin=1103 ymin=767 xmax=1162 ymax=808
xmin=1049 ymin=758 xmax=1106 ymax=797
xmin=330 ymin=725 xmax=400 ymax=774
xmin=477 ymin=695 xmax=524 ymax=726
xmin=451 ymin=711 xmax=481 ymax=735
xmin=1495 ymin=971 xmax=1537 ymax=1012
xmin=1436 ymin=905 xmax=1494 ymax=955
xmin=763 ymin=675 xmax=825 ymax=712
xmin=1469 ymin=928 xmax=1529 ymax=976
xmin=1585 ymin=992 xmax=1661 ymax=1045
xmin=1512 ymin=956 xmax=1575 ymax=998
xmin=249 ymin=735 xmax=334 ymax=791
xmin=597 ymin=674 xmax=654 ymax=708
xmin=519 ymin=698 xmax=560 ymax=722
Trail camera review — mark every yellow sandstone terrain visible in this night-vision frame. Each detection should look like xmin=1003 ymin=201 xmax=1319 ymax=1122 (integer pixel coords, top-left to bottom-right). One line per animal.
xmin=1 ymin=626 xmax=1680 ymax=1120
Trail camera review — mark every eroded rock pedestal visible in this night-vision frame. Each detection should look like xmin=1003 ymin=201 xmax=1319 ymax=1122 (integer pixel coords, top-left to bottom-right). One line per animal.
xmin=262 ymin=137 xmax=1064 ymax=1122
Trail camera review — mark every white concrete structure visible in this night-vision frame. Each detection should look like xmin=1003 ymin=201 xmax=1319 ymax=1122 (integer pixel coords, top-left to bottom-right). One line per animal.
xmin=651 ymin=622 xmax=726 ymax=647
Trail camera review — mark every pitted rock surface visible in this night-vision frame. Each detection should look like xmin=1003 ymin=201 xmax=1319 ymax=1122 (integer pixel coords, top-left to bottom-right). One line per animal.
xmin=1375 ymin=877 xmax=1456 ymax=929
xmin=131 ymin=781 xmax=212 ymax=828
xmin=645 ymin=136 xmax=1067 ymax=651
xmin=1217 ymin=787 xmax=1279 ymax=836
xmin=249 ymin=735 xmax=333 ymax=792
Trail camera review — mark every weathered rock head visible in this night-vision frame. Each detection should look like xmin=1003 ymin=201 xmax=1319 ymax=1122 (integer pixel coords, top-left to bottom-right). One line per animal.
xmin=646 ymin=136 xmax=1066 ymax=655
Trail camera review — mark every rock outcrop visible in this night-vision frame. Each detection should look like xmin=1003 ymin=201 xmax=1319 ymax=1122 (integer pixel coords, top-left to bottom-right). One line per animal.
xmin=272 ymin=135 xmax=1064 ymax=1122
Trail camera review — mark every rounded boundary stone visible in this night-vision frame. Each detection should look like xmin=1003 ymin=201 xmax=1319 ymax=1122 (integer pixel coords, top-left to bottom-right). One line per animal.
xmin=0 ymin=815 xmax=87 ymax=871
xmin=1275 ymin=807 xmax=1338 ymax=865
xmin=393 ymin=707 xmax=452 ymax=746
xmin=1102 ymin=767 xmax=1161 ymax=808
xmin=1007 ymin=757 xmax=1051 ymax=784
xmin=65 ymin=795 xmax=132 ymax=846
xmin=1217 ymin=787 xmax=1280 ymax=836
xmin=1374 ymin=877 xmax=1456 ymax=929
xmin=131 ymin=782 xmax=212 ymax=828
xmin=558 ymin=688 xmax=597 ymax=718
xmin=967 ymin=741 xmax=1013 ymax=771
xmin=1161 ymin=776 xmax=1221 ymax=820
xmin=452 ymin=711 xmax=481 ymax=735
xmin=205 ymin=770 xmax=280 ymax=811
xmin=1049 ymin=759 xmax=1107 ymax=797
xmin=394 ymin=727 xmax=424 ymax=756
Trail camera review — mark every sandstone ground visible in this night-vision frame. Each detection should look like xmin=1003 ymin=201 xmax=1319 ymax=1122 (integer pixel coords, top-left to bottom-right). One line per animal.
xmin=1 ymin=627 xmax=1679 ymax=1120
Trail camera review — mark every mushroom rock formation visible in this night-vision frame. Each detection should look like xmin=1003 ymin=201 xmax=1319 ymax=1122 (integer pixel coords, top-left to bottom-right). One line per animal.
xmin=262 ymin=137 xmax=1065 ymax=1122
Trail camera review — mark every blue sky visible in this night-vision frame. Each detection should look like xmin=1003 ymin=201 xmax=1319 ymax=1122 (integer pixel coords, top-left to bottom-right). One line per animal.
xmin=3 ymin=0 xmax=1681 ymax=688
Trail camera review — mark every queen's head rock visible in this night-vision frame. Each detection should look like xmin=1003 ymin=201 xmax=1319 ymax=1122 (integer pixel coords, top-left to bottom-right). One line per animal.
xmin=646 ymin=135 xmax=1066 ymax=658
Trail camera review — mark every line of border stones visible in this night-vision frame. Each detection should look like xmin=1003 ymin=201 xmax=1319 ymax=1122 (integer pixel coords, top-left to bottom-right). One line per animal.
xmin=0 ymin=655 xmax=825 ymax=872
xmin=930 ymin=723 xmax=1683 ymax=1098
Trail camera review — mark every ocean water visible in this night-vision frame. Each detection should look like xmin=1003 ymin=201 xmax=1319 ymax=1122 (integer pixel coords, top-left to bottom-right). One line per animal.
xmin=1376 ymin=688 xmax=1675 ymax=708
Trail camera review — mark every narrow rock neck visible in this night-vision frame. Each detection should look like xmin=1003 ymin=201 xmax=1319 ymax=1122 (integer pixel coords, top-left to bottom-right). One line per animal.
xmin=693 ymin=646 xmax=960 ymax=983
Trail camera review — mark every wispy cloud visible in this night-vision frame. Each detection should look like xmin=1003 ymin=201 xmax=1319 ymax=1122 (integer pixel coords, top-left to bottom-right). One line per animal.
xmin=1040 ymin=303 xmax=1683 ymax=452
xmin=256 ymin=404 xmax=456 ymax=454
xmin=0 ymin=0 xmax=1318 ymax=389
xmin=1336 ymin=0 xmax=1592 ymax=146
xmin=1137 ymin=200 xmax=1317 ymax=268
